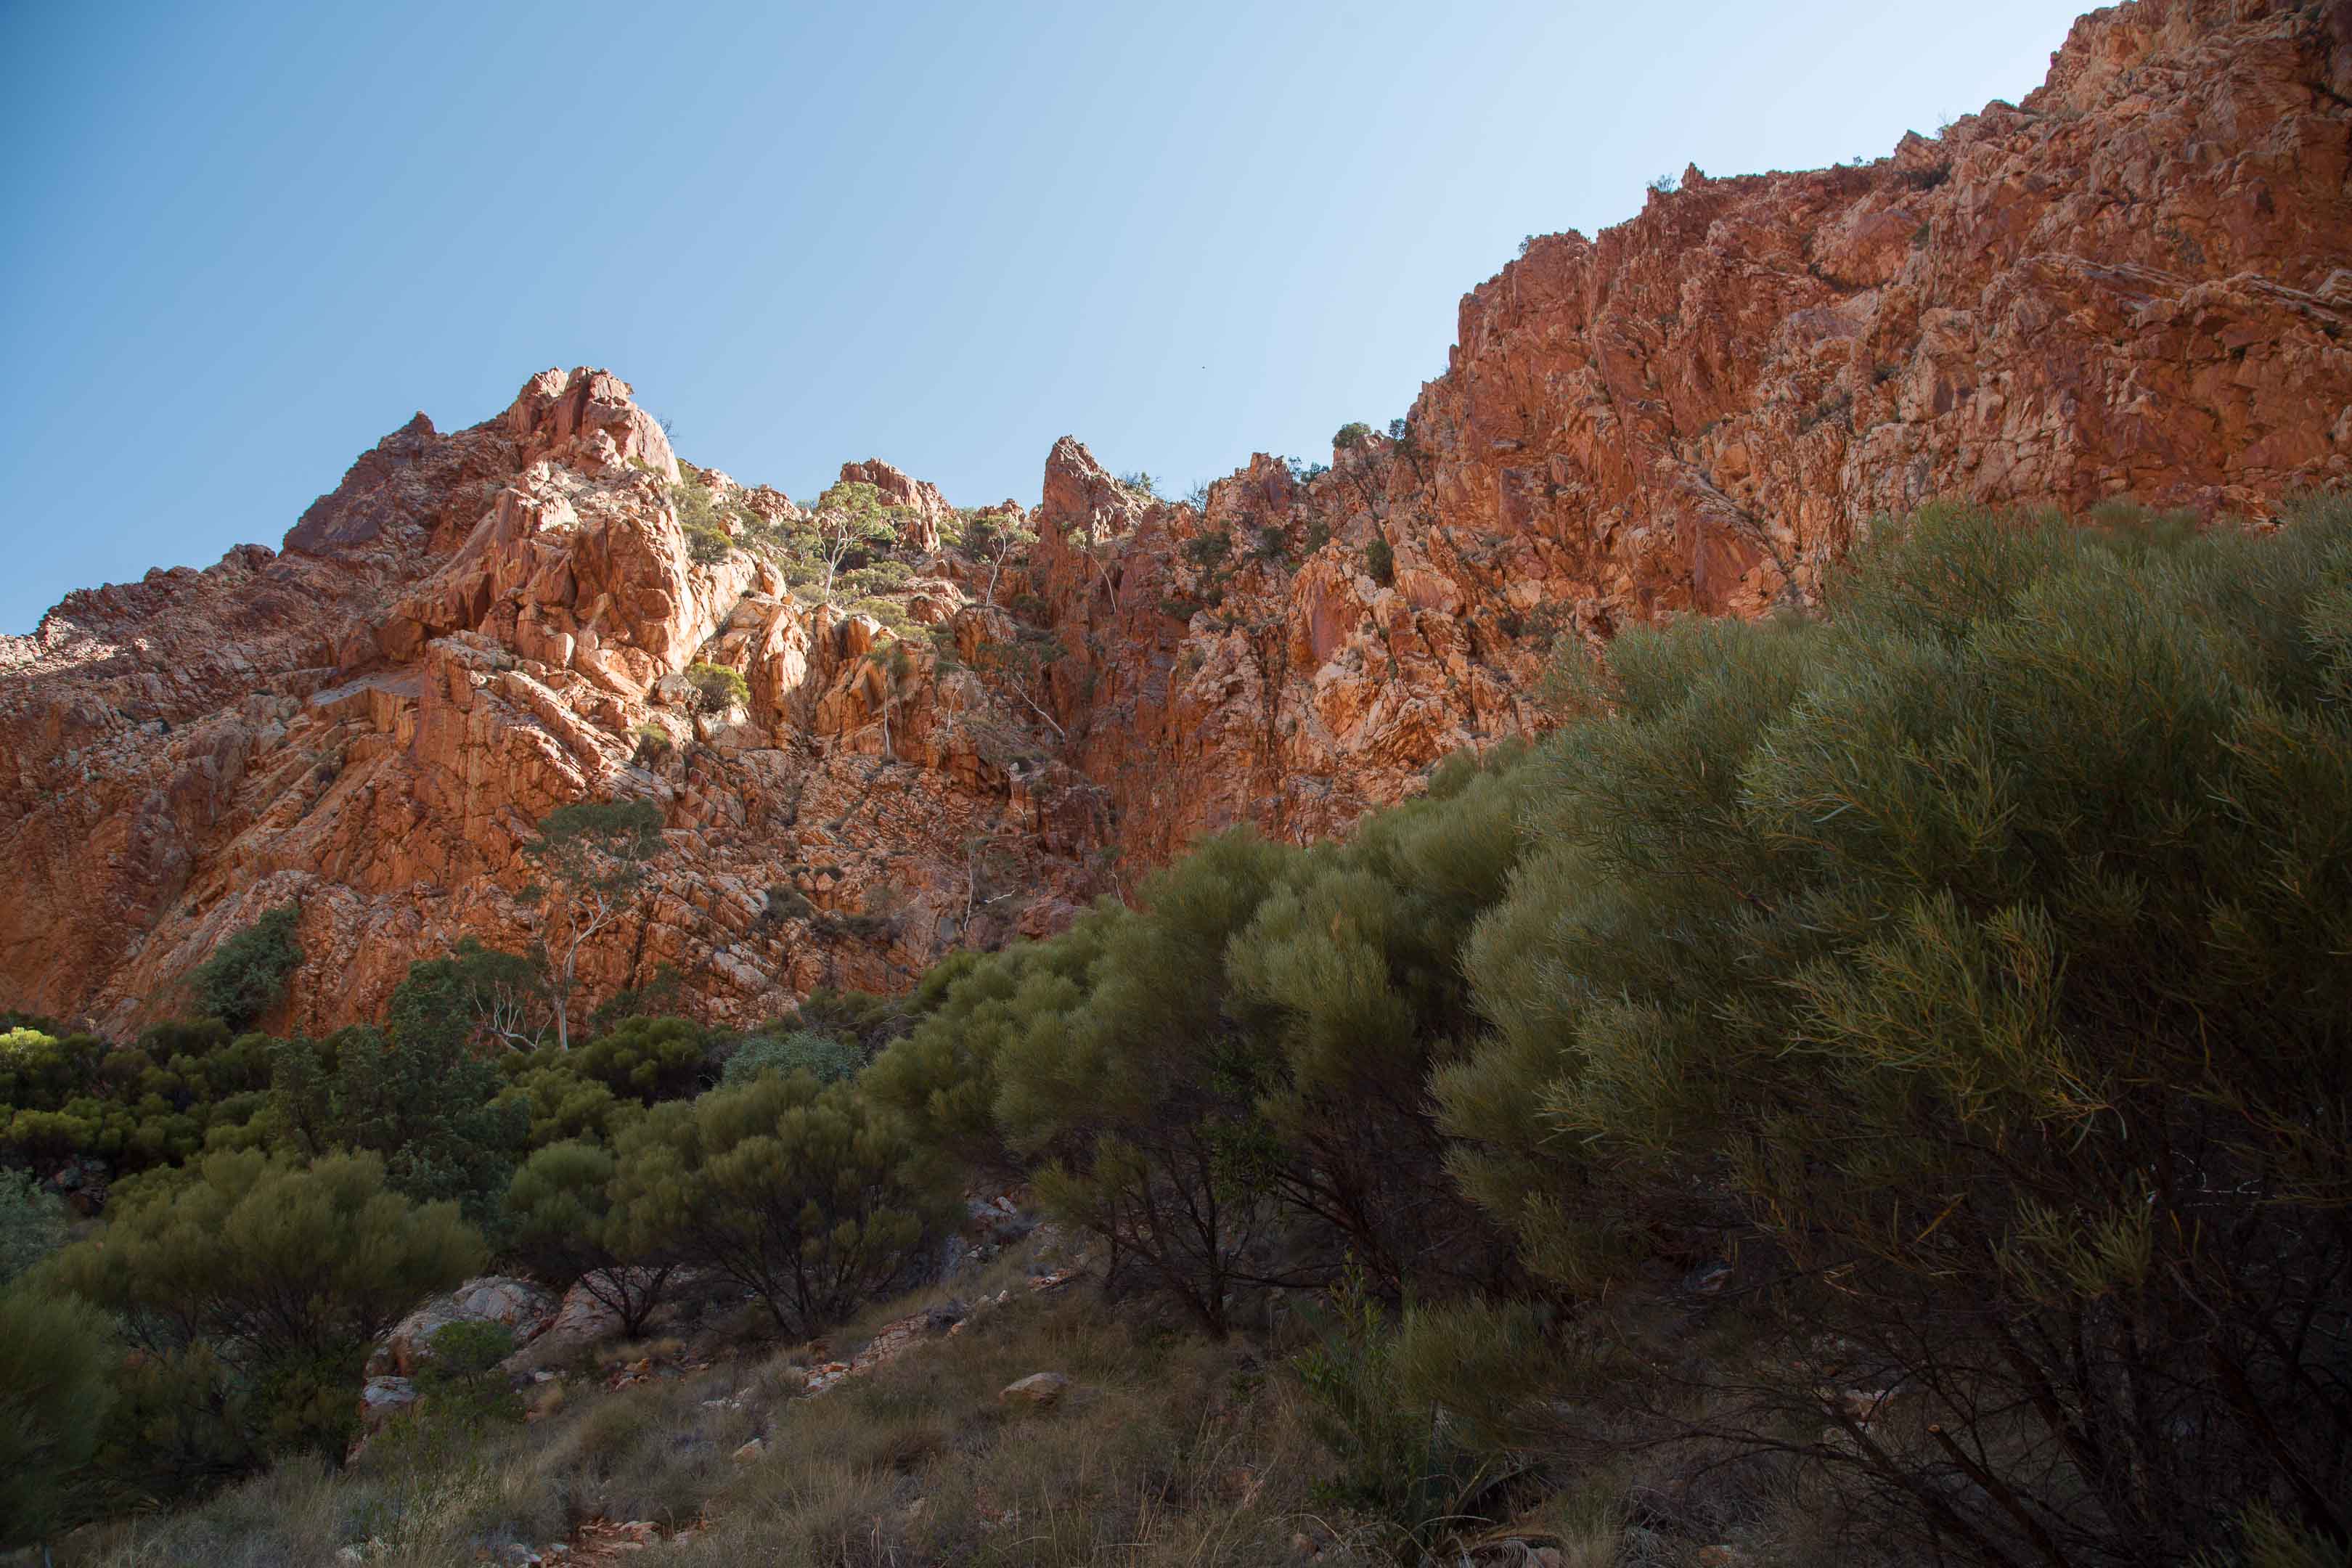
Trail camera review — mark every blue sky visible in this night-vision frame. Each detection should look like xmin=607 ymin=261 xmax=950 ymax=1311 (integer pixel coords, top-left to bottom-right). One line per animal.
xmin=0 ymin=0 xmax=2084 ymax=633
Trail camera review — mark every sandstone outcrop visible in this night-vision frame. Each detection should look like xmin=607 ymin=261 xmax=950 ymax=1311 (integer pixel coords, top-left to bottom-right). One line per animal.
xmin=2 ymin=0 xmax=2345 ymax=1034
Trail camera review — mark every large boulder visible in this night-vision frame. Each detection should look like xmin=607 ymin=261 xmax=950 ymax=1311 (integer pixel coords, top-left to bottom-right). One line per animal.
xmin=367 ymin=1275 xmax=560 ymax=1377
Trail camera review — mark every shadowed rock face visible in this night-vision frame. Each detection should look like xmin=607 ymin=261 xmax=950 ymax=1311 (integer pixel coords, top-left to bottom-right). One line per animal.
xmin=3 ymin=0 xmax=2348 ymax=1033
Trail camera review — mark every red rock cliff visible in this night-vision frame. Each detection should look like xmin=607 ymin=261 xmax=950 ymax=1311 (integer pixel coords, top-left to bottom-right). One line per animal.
xmin=3 ymin=0 xmax=2346 ymax=1033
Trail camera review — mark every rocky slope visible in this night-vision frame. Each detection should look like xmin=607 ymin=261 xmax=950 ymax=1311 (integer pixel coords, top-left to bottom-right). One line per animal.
xmin=4 ymin=0 xmax=2347 ymax=1034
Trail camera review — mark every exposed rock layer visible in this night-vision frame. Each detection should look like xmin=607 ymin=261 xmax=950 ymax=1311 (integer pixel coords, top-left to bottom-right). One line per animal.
xmin=4 ymin=0 xmax=2346 ymax=1032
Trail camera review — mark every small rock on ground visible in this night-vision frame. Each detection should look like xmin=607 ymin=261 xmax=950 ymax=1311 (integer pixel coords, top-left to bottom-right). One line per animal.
xmin=1000 ymin=1371 xmax=1071 ymax=1406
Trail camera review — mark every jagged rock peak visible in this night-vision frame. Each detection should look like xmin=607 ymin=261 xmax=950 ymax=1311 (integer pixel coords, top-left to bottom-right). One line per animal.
xmin=285 ymin=369 xmax=677 ymax=560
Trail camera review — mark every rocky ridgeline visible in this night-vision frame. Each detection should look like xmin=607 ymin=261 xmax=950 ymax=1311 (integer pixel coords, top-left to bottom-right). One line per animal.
xmin=4 ymin=0 xmax=2348 ymax=1032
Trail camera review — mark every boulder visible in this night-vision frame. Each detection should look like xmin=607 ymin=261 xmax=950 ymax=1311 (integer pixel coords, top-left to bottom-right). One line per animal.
xmin=1000 ymin=1371 xmax=1071 ymax=1408
xmin=359 ymin=1376 xmax=417 ymax=1429
xmin=368 ymin=1275 xmax=560 ymax=1377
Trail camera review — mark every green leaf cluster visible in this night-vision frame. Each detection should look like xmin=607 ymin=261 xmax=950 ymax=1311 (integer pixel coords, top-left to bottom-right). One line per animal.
xmin=187 ymin=905 xmax=303 ymax=1030
xmin=607 ymin=1071 xmax=955 ymax=1334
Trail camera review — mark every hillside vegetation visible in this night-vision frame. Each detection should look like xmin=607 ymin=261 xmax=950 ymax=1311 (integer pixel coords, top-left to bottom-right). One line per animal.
xmin=5 ymin=497 xmax=2350 ymax=1567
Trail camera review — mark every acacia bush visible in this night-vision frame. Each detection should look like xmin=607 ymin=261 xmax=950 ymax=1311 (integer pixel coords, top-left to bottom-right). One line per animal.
xmin=505 ymin=1140 xmax=676 ymax=1335
xmin=0 ymin=1284 xmax=117 ymax=1548
xmin=497 ymin=1015 xmax=714 ymax=1151
xmin=684 ymin=661 xmax=750 ymax=716
xmin=608 ymin=1071 xmax=955 ymax=1334
xmin=187 ymin=905 xmax=303 ymax=1030
xmin=44 ymin=1150 xmax=483 ymax=1479
xmin=0 ymin=1168 xmax=66 ymax=1284
xmin=865 ymin=745 xmax=1527 ymax=1331
xmin=49 ymin=1149 xmax=483 ymax=1368
xmin=1 ymin=1018 xmax=272 ymax=1172
xmin=1434 ymin=498 xmax=2352 ymax=1564
xmin=269 ymin=1024 xmax=523 ymax=1222
xmin=720 ymin=1028 xmax=861 ymax=1087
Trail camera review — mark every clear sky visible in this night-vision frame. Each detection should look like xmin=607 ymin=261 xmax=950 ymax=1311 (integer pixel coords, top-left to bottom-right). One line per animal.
xmin=0 ymin=0 xmax=2086 ymax=633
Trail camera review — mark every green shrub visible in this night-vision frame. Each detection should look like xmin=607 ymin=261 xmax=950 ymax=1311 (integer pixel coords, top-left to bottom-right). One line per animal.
xmin=685 ymin=661 xmax=751 ymax=716
xmin=1291 ymin=1267 xmax=1488 ymax=1547
xmin=632 ymin=720 xmax=675 ymax=767
xmin=1364 ymin=535 xmax=1395 ymax=586
xmin=1443 ymin=497 xmax=2352 ymax=1564
xmin=608 ymin=1074 xmax=955 ymax=1335
xmin=493 ymin=1016 xmax=708 ymax=1153
xmin=498 ymin=1061 xmax=635 ymax=1149
xmin=1 ymin=1020 xmax=274 ymax=1173
xmin=673 ymin=479 xmax=740 ymax=565
xmin=49 ymin=1148 xmax=483 ymax=1371
xmin=1181 ymin=531 xmax=1231 ymax=571
xmin=270 ymin=1024 xmax=524 ymax=1222
xmin=0 ymin=1284 xmax=117 ymax=1548
xmin=0 ymin=1022 xmax=102 ymax=1105
xmin=721 ymin=1029 xmax=861 ymax=1087
xmin=760 ymin=883 xmax=813 ymax=922
xmin=386 ymin=937 xmax=547 ymax=1056
xmin=1333 ymin=420 xmax=1373 ymax=451
xmin=83 ymin=1340 xmax=258 ymax=1512
xmin=504 ymin=1140 xmax=675 ymax=1335
xmin=0 ymin=1168 xmax=65 ymax=1286
xmin=568 ymin=1015 xmax=713 ymax=1101
xmin=188 ymin=905 xmax=303 ymax=1030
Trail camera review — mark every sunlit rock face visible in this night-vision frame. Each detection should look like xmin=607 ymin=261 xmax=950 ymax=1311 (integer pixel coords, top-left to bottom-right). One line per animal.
xmin=4 ymin=0 xmax=2347 ymax=1032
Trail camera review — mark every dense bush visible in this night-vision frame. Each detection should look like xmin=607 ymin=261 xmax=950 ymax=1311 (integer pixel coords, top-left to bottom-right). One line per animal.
xmin=386 ymin=938 xmax=547 ymax=1055
xmin=865 ymin=744 xmax=1527 ymax=1331
xmin=187 ymin=905 xmax=303 ymax=1030
xmin=49 ymin=1149 xmax=483 ymax=1369
xmin=721 ymin=1029 xmax=861 ymax=1087
xmin=0 ymin=1167 xmax=66 ymax=1285
xmin=497 ymin=1015 xmax=714 ymax=1151
xmin=608 ymin=1072 xmax=955 ymax=1334
xmin=45 ymin=1150 xmax=483 ymax=1477
xmin=0 ymin=1284 xmax=117 ymax=1548
xmin=858 ymin=496 xmax=2352 ymax=1561
xmin=270 ymin=1025 xmax=524 ymax=1222
xmin=1432 ymin=499 xmax=2352 ymax=1563
xmin=672 ymin=478 xmax=740 ymax=565
xmin=684 ymin=661 xmax=751 ymax=715
xmin=1 ymin=1018 xmax=272 ymax=1172
xmin=504 ymin=1140 xmax=676 ymax=1335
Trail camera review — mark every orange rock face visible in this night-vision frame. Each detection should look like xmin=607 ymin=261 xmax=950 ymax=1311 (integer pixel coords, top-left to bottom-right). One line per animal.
xmin=3 ymin=0 xmax=2347 ymax=1033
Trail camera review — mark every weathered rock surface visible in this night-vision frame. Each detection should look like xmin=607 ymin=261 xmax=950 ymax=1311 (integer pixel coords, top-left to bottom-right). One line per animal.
xmin=3 ymin=0 xmax=2346 ymax=1032
xmin=999 ymin=1371 xmax=1071 ymax=1407
xmin=369 ymin=1274 xmax=562 ymax=1376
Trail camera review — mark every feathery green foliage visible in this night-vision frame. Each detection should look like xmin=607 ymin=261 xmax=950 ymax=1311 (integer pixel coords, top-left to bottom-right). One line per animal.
xmin=1 ymin=1018 xmax=272 ymax=1172
xmin=0 ymin=1167 xmax=66 ymax=1285
xmin=187 ymin=906 xmax=303 ymax=1031
xmin=45 ymin=1150 xmax=483 ymax=1479
xmin=48 ymin=1148 xmax=483 ymax=1369
xmin=608 ymin=1072 xmax=953 ymax=1334
xmin=0 ymin=1284 xmax=118 ymax=1548
xmin=269 ymin=1025 xmax=524 ymax=1222
xmin=505 ymin=1140 xmax=676 ymax=1336
xmin=684 ymin=661 xmax=751 ymax=716
xmin=387 ymin=938 xmax=547 ymax=1055
xmin=722 ymin=1029 xmax=861 ymax=1087
xmin=1443 ymin=497 xmax=2352 ymax=1563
